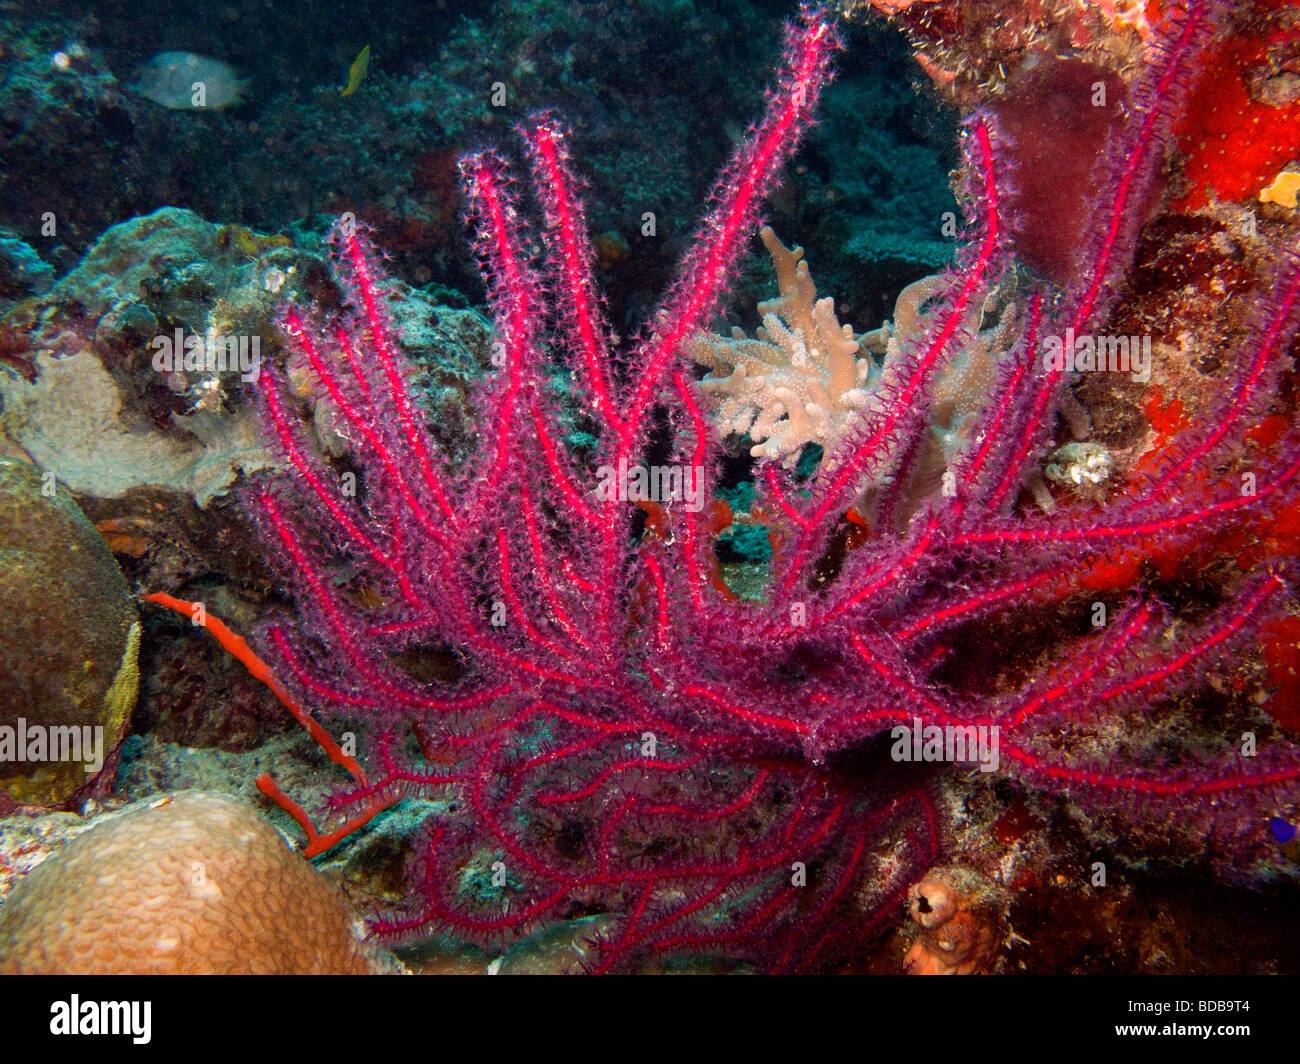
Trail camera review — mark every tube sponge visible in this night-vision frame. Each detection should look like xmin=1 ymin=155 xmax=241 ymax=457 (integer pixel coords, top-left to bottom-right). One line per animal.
xmin=0 ymin=791 xmax=395 ymax=974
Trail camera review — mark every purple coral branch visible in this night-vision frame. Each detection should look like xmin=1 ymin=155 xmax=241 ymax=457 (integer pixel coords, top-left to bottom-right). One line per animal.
xmin=230 ymin=0 xmax=1300 ymax=972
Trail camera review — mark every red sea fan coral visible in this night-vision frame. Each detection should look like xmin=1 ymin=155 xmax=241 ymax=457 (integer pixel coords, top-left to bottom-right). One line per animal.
xmin=157 ymin=3 xmax=1300 ymax=972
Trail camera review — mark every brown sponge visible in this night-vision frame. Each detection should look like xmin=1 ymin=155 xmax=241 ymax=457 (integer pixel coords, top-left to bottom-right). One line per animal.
xmin=0 ymin=791 xmax=394 ymax=974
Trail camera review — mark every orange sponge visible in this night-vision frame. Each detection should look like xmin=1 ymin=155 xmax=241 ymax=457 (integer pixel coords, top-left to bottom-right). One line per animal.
xmin=0 ymin=791 xmax=395 ymax=974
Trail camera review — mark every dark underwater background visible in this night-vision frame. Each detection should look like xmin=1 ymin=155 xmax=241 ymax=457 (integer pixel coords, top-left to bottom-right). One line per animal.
xmin=0 ymin=0 xmax=958 ymax=329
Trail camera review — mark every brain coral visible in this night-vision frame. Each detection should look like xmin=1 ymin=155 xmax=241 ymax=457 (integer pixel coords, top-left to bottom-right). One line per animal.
xmin=0 ymin=791 xmax=395 ymax=974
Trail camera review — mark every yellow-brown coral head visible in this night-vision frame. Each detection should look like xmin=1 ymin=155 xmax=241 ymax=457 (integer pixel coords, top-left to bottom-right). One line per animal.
xmin=0 ymin=457 xmax=138 ymax=809
xmin=0 ymin=791 xmax=397 ymax=974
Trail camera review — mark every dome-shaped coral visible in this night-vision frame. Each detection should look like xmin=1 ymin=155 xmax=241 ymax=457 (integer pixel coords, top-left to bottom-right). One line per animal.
xmin=0 ymin=791 xmax=395 ymax=974
xmin=0 ymin=456 xmax=139 ymax=810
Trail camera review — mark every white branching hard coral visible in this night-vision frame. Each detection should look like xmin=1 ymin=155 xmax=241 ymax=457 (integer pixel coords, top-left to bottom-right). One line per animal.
xmin=689 ymin=227 xmax=1023 ymax=533
xmin=686 ymin=227 xmax=876 ymax=467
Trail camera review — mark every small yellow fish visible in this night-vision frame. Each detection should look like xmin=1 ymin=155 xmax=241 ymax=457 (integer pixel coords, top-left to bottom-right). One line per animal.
xmin=341 ymin=44 xmax=371 ymax=97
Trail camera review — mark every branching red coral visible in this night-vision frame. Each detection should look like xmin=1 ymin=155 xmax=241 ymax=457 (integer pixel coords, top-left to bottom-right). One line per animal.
xmin=152 ymin=1 xmax=1300 ymax=972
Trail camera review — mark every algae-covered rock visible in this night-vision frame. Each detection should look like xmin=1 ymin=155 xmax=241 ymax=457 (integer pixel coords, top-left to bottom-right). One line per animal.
xmin=0 ymin=208 xmax=490 ymax=508
xmin=0 ymin=208 xmax=297 ymax=506
xmin=0 ymin=457 xmax=139 ymax=808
